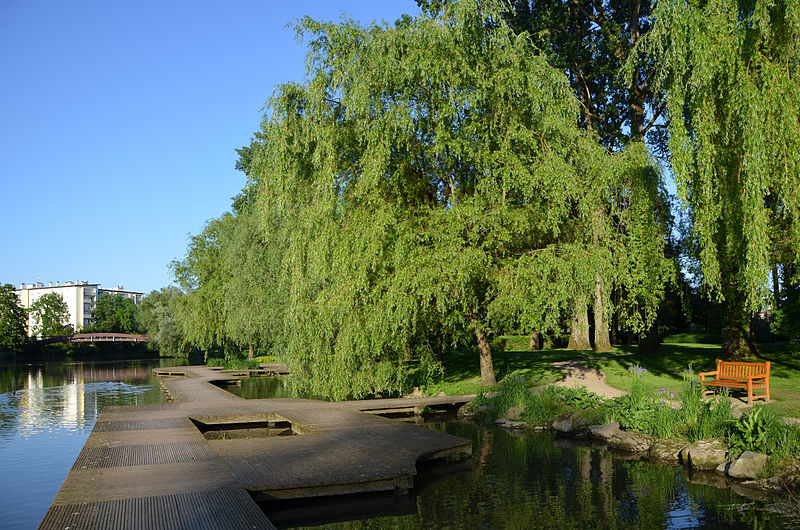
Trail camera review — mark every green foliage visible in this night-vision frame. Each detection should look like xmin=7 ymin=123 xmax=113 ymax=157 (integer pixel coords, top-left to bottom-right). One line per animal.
xmin=523 ymin=386 xmax=570 ymax=427
xmin=90 ymin=294 xmax=140 ymax=334
xmin=0 ymin=284 xmax=28 ymax=352
xmin=206 ymin=356 xmax=260 ymax=370
xmin=548 ymin=385 xmax=604 ymax=409
xmin=648 ymin=0 xmax=800 ymax=356
xmin=663 ymin=332 xmax=722 ymax=344
xmin=729 ymin=407 xmax=770 ymax=454
xmin=137 ymin=287 xmax=185 ymax=357
xmin=30 ymin=292 xmax=71 ymax=338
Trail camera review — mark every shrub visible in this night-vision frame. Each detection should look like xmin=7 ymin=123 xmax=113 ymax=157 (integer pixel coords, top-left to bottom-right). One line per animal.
xmin=728 ymin=407 xmax=770 ymax=454
xmin=524 ymin=386 xmax=569 ymax=427
xmin=549 ymin=386 xmax=605 ymax=409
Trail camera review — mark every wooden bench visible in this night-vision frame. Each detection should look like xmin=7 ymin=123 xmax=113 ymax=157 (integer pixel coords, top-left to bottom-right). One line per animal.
xmin=698 ymin=359 xmax=770 ymax=404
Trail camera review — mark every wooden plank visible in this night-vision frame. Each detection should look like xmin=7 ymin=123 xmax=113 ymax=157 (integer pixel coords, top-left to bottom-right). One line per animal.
xmin=44 ymin=364 xmax=473 ymax=529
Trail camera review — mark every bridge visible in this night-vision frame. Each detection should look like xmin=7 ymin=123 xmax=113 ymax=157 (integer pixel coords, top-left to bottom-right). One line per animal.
xmin=31 ymin=333 xmax=151 ymax=346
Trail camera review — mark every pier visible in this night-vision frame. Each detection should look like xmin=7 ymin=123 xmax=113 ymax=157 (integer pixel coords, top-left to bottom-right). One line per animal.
xmin=40 ymin=366 xmax=473 ymax=529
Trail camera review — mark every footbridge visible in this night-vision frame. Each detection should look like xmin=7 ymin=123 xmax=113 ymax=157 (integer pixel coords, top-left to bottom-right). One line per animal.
xmin=32 ymin=333 xmax=150 ymax=346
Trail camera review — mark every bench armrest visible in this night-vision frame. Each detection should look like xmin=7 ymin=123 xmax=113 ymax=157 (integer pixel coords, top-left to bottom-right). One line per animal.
xmin=698 ymin=370 xmax=717 ymax=381
xmin=745 ymin=373 xmax=768 ymax=381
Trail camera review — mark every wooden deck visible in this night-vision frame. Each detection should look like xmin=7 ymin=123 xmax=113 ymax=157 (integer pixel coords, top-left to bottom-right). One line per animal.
xmin=41 ymin=365 xmax=472 ymax=529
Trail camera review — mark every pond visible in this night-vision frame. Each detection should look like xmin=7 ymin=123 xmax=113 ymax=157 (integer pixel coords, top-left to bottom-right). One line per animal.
xmin=0 ymin=361 xmax=795 ymax=528
xmin=0 ymin=358 xmax=183 ymax=528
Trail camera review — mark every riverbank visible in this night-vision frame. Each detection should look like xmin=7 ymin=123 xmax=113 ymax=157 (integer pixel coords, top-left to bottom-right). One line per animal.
xmin=3 ymin=358 xmax=797 ymax=527
xmin=457 ymin=355 xmax=800 ymax=500
xmin=2 ymin=341 xmax=199 ymax=364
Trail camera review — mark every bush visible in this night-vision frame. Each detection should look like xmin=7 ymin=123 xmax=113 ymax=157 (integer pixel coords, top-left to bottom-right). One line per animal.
xmin=663 ymin=333 xmax=722 ymax=344
xmin=523 ymin=386 xmax=569 ymax=426
xmin=206 ymin=357 xmax=259 ymax=370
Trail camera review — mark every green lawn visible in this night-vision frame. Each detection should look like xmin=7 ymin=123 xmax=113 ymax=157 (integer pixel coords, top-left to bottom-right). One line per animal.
xmin=428 ymin=336 xmax=623 ymax=396
xmin=435 ymin=338 xmax=800 ymax=417
xmin=582 ymin=342 xmax=800 ymax=417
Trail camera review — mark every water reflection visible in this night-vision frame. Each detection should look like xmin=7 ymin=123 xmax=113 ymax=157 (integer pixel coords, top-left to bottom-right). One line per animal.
xmin=0 ymin=359 xmax=182 ymax=528
xmin=261 ymin=423 xmax=794 ymax=529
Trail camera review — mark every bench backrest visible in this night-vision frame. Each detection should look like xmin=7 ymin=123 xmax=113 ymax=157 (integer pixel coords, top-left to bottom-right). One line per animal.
xmin=716 ymin=359 xmax=770 ymax=379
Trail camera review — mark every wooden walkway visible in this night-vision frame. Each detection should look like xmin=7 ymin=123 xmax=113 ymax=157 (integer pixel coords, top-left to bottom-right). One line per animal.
xmin=41 ymin=366 xmax=472 ymax=529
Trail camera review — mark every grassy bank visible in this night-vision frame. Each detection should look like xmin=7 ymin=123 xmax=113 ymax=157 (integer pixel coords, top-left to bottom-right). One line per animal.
xmin=423 ymin=337 xmax=624 ymax=396
xmin=581 ymin=342 xmax=800 ymax=417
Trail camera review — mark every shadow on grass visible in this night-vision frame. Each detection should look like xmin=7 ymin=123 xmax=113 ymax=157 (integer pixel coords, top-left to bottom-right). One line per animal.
xmin=438 ymin=342 xmax=627 ymax=390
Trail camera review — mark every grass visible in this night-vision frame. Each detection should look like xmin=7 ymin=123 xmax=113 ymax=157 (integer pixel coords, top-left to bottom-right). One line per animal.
xmin=424 ymin=339 xmax=625 ymax=396
xmin=581 ymin=342 xmax=800 ymax=417
xmin=432 ymin=337 xmax=800 ymax=420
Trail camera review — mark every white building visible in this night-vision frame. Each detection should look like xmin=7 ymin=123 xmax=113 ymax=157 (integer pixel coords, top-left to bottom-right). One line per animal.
xmin=14 ymin=281 xmax=143 ymax=336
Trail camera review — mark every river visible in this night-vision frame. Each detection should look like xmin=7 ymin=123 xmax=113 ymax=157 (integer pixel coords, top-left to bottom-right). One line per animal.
xmin=0 ymin=360 xmax=795 ymax=528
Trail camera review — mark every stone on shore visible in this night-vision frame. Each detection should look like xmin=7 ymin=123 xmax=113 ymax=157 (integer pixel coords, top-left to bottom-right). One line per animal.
xmin=503 ymin=407 xmax=526 ymax=422
xmin=650 ymin=439 xmax=687 ymax=464
xmin=681 ymin=439 xmax=727 ymax=470
xmin=588 ymin=422 xmax=653 ymax=453
xmin=716 ymin=451 xmax=769 ymax=479
xmin=457 ymin=401 xmax=485 ymax=419
xmin=551 ymin=413 xmax=589 ymax=434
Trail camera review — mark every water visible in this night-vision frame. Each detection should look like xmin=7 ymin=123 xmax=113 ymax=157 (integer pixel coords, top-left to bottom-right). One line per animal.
xmin=0 ymin=358 xmax=183 ymax=528
xmin=0 ymin=361 xmax=795 ymax=529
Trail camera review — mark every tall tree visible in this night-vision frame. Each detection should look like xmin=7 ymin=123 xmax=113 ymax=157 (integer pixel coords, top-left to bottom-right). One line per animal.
xmin=171 ymin=215 xmax=232 ymax=356
xmin=249 ymin=0 xmax=653 ymax=397
xmin=648 ymin=0 xmax=800 ymax=358
xmin=138 ymin=287 xmax=184 ymax=356
xmin=0 ymin=284 xmax=28 ymax=352
xmin=30 ymin=292 xmax=71 ymax=338
xmin=92 ymin=294 xmax=140 ymax=333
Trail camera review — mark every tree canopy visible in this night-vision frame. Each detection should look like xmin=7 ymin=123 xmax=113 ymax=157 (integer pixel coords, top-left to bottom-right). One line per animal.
xmin=0 ymin=284 xmax=28 ymax=352
xmin=648 ymin=0 xmax=800 ymax=357
xmin=224 ymin=0 xmax=667 ymax=397
xmin=91 ymin=294 xmax=140 ymax=334
xmin=30 ymin=292 xmax=71 ymax=338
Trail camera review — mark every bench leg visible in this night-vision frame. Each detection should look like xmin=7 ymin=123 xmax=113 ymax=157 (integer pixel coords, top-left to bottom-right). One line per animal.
xmin=747 ymin=380 xmax=753 ymax=405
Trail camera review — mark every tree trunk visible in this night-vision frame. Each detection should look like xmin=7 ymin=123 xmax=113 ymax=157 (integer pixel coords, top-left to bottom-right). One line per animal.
xmin=721 ymin=301 xmax=759 ymax=359
xmin=248 ymin=344 xmax=254 ymax=360
xmin=628 ymin=0 xmax=645 ymax=140
xmin=772 ymin=264 xmax=781 ymax=310
xmin=471 ymin=314 xmax=497 ymax=386
xmin=529 ymin=331 xmax=542 ymax=351
xmin=568 ymin=296 xmax=592 ymax=350
xmin=639 ymin=322 xmax=661 ymax=353
xmin=593 ymin=275 xmax=612 ymax=351
xmin=610 ymin=288 xmax=620 ymax=345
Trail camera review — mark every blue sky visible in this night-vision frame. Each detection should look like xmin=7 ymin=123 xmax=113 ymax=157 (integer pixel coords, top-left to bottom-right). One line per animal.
xmin=0 ymin=0 xmax=419 ymax=294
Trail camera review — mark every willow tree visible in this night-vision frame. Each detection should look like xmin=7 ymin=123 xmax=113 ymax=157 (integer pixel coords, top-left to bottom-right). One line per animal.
xmin=249 ymin=0 xmax=617 ymax=397
xmin=171 ymin=215 xmax=232 ymax=355
xmin=649 ymin=0 xmax=800 ymax=358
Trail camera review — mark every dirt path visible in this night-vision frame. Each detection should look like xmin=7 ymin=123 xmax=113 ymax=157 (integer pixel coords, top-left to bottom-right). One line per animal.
xmin=549 ymin=358 xmax=629 ymax=399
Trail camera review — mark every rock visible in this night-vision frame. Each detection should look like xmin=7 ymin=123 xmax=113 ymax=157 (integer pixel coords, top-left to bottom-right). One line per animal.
xmin=551 ymin=413 xmax=589 ymax=434
xmin=681 ymin=439 xmax=727 ymax=470
xmin=718 ymin=451 xmax=769 ymax=479
xmin=502 ymin=407 xmax=526 ymax=422
xmin=457 ymin=401 xmax=485 ymax=418
xmin=494 ymin=418 xmax=526 ymax=429
xmin=650 ymin=439 xmax=687 ymax=464
xmin=406 ymin=387 xmax=425 ymax=398
xmin=588 ymin=422 xmax=653 ymax=453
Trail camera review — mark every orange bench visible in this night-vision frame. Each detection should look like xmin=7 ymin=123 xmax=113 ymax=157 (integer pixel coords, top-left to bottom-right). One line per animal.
xmin=699 ymin=360 xmax=770 ymax=404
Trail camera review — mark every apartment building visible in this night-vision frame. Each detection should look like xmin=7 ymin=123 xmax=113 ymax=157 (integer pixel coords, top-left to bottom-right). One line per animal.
xmin=14 ymin=281 xmax=143 ymax=335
